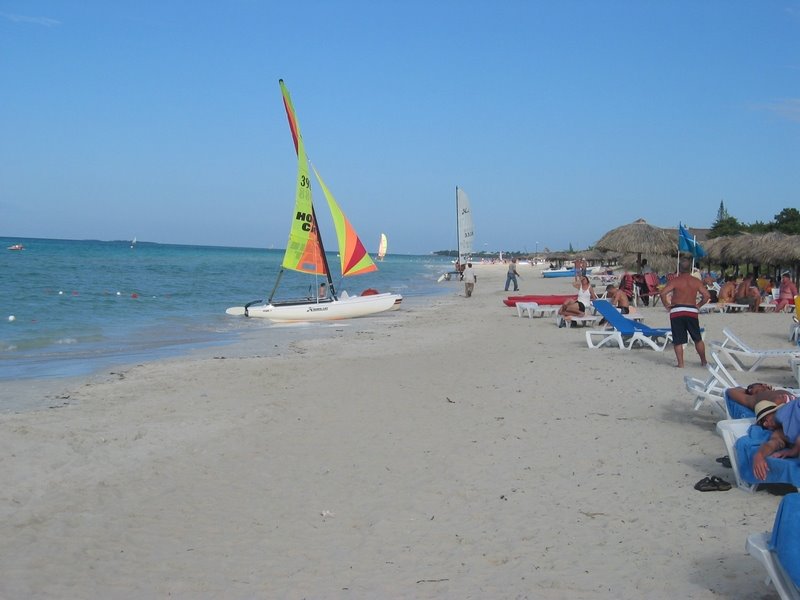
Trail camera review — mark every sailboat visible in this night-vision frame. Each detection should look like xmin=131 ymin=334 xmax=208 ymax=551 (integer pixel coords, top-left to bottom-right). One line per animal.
xmin=226 ymin=80 xmax=402 ymax=322
xmin=377 ymin=233 xmax=388 ymax=261
xmin=438 ymin=186 xmax=474 ymax=281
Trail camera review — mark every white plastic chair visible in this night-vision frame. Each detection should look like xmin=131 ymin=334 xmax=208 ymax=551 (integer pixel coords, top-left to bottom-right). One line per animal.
xmin=711 ymin=327 xmax=800 ymax=372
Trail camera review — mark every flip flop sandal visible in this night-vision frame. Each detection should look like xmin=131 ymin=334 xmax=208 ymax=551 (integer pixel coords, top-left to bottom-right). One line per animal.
xmin=694 ymin=476 xmax=731 ymax=492
xmin=715 ymin=456 xmax=732 ymax=468
xmin=710 ymin=476 xmax=732 ymax=491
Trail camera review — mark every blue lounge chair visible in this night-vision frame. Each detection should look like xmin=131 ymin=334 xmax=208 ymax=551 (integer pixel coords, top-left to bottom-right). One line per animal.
xmin=747 ymin=492 xmax=800 ymax=600
xmin=585 ymin=299 xmax=673 ymax=351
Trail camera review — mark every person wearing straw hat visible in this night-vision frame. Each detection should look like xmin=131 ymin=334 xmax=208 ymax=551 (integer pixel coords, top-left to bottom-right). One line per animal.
xmin=752 ymin=400 xmax=800 ymax=480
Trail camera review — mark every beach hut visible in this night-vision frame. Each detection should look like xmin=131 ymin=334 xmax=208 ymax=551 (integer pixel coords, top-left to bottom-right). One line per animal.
xmin=595 ymin=219 xmax=675 ymax=270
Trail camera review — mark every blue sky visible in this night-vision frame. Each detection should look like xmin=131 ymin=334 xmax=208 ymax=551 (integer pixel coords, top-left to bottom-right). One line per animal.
xmin=1 ymin=1 xmax=798 ymax=255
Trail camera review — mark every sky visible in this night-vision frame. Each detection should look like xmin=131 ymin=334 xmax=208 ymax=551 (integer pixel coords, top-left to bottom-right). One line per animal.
xmin=1 ymin=1 xmax=799 ymax=255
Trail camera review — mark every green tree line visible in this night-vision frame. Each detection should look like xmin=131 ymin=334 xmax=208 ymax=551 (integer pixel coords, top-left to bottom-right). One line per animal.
xmin=709 ymin=201 xmax=800 ymax=238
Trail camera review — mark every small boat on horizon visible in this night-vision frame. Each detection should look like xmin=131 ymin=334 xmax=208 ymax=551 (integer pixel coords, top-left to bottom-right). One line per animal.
xmin=7 ymin=243 xmax=24 ymax=251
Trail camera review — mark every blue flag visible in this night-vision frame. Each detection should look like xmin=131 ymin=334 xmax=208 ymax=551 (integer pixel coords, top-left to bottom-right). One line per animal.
xmin=678 ymin=223 xmax=706 ymax=258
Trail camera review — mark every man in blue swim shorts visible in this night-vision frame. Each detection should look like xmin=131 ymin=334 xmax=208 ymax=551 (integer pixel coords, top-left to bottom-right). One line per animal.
xmin=659 ymin=257 xmax=711 ymax=368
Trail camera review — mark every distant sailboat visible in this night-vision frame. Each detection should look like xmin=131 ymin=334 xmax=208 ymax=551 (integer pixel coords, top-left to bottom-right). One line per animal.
xmin=226 ymin=80 xmax=402 ymax=322
xmin=377 ymin=233 xmax=388 ymax=261
xmin=130 ymin=236 xmax=137 ymax=249
xmin=456 ymin=186 xmax=474 ymax=264
xmin=438 ymin=186 xmax=474 ymax=281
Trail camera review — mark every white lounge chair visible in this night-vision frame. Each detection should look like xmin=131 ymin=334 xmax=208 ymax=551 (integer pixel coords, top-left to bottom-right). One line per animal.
xmin=791 ymin=356 xmax=800 ymax=388
xmin=746 ymin=493 xmax=800 ymax=600
xmin=747 ymin=532 xmax=800 ymax=600
xmin=711 ymin=327 xmax=800 ymax=372
xmin=556 ymin=314 xmax=602 ymax=328
xmin=684 ymin=352 xmax=740 ymax=416
xmin=723 ymin=303 xmax=750 ymax=313
xmin=516 ymin=302 xmax=558 ymax=318
xmin=716 ymin=418 xmax=757 ymax=492
xmin=700 ymin=303 xmax=724 ymax=313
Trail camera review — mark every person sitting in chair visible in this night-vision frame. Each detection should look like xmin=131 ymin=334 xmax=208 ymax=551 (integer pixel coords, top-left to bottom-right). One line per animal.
xmin=605 ymin=284 xmax=632 ymax=315
xmin=734 ymin=275 xmax=761 ymax=311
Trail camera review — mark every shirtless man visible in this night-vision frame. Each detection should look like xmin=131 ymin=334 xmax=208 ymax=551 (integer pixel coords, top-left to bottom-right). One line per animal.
xmin=735 ymin=275 xmax=761 ymax=311
xmin=605 ymin=284 xmax=632 ymax=314
xmin=659 ymin=257 xmax=710 ymax=367
xmin=727 ymin=382 xmax=796 ymax=411
xmin=717 ymin=280 xmax=736 ymax=304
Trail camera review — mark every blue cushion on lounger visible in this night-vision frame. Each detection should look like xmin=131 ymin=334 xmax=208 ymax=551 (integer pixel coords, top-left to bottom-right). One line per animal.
xmin=735 ymin=425 xmax=800 ymax=487
xmin=770 ymin=493 xmax=800 ymax=588
xmin=725 ymin=390 xmax=756 ymax=420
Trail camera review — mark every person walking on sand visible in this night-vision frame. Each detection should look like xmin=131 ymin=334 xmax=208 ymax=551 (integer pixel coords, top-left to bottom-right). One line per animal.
xmin=462 ymin=262 xmax=476 ymax=297
xmin=505 ymin=259 xmax=520 ymax=292
xmin=659 ymin=257 xmax=710 ymax=368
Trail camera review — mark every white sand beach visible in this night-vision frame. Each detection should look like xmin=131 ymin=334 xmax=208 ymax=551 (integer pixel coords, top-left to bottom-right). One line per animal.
xmin=1 ymin=263 xmax=797 ymax=599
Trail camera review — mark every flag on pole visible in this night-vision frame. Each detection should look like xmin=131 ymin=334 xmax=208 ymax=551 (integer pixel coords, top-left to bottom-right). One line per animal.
xmin=678 ymin=223 xmax=706 ymax=258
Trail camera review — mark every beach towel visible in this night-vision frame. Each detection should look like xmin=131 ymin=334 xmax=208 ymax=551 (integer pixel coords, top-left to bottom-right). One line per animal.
xmin=735 ymin=425 xmax=800 ymax=487
xmin=725 ymin=390 xmax=755 ymax=420
xmin=770 ymin=493 xmax=800 ymax=588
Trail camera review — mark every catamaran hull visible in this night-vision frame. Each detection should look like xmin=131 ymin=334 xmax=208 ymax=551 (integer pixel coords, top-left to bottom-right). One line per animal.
xmin=227 ymin=293 xmax=402 ymax=322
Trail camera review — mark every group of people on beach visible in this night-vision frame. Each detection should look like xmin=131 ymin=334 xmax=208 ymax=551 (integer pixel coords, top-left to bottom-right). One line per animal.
xmin=554 ymin=258 xmax=708 ymax=368
xmin=711 ymin=271 xmax=797 ymax=312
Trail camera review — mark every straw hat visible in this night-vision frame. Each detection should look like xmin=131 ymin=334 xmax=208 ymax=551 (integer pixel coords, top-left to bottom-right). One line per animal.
xmin=755 ymin=401 xmax=778 ymax=424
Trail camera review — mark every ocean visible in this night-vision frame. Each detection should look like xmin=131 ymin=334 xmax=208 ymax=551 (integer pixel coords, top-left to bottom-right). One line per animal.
xmin=0 ymin=237 xmax=454 ymax=382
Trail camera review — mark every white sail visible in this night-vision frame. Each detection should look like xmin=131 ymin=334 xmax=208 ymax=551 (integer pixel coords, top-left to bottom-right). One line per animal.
xmin=456 ymin=187 xmax=474 ymax=260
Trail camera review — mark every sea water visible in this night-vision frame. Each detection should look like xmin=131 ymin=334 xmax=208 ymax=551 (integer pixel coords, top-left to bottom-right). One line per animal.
xmin=0 ymin=237 xmax=453 ymax=381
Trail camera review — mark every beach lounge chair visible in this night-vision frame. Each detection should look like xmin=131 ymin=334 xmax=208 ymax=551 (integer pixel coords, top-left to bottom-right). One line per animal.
xmin=555 ymin=314 xmax=602 ymax=328
xmin=723 ymin=303 xmax=750 ymax=313
xmin=716 ymin=418 xmax=758 ymax=492
xmin=585 ymin=300 xmax=672 ymax=351
xmin=717 ymin=418 xmax=800 ymax=492
xmin=516 ymin=302 xmax=558 ymax=318
xmin=699 ymin=302 xmax=724 ymax=313
xmin=711 ymin=327 xmax=800 ymax=372
xmin=684 ymin=352 xmax=740 ymax=415
xmin=746 ymin=493 xmax=800 ymax=600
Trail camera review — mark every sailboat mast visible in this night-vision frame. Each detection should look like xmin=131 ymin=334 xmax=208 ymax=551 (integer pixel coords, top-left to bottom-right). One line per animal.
xmin=311 ymin=204 xmax=338 ymax=300
xmin=455 ymin=186 xmax=461 ymax=264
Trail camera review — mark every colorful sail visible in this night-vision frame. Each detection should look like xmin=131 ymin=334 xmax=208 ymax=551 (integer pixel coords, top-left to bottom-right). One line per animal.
xmin=378 ymin=233 xmax=388 ymax=260
xmin=279 ymin=80 xmax=326 ymax=275
xmin=312 ymin=165 xmax=377 ymax=276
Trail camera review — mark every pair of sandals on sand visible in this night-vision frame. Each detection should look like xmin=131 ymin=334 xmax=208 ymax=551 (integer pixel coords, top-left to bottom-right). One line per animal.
xmin=694 ymin=457 xmax=733 ymax=492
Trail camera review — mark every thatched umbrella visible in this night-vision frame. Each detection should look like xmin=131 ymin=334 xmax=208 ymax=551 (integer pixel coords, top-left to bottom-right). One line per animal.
xmin=595 ymin=218 xmax=675 ymax=269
